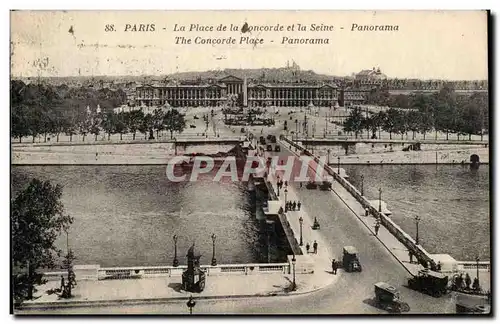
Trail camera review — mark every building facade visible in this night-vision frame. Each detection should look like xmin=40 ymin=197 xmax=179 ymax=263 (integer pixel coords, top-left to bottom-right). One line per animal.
xmin=135 ymin=75 xmax=339 ymax=108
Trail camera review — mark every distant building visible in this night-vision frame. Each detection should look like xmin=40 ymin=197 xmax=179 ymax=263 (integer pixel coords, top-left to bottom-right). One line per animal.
xmin=135 ymin=74 xmax=338 ymax=108
xmin=341 ymin=88 xmax=370 ymax=107
xmin=355 ymin=67 xmax=387 ymax=87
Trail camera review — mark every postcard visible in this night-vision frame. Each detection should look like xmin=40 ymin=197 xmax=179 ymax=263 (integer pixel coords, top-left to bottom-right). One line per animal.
xmin=10 ymin=10 xmax=490 ymax=315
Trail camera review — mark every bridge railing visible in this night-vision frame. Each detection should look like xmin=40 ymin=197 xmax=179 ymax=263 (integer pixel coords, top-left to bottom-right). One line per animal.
xmin=281 ymin=135 xmax=438 ymax=270
xmin=456 ymin=261 xmax=490 ymax=272
xmin=43 ymin=263 xmax=290 ymax=281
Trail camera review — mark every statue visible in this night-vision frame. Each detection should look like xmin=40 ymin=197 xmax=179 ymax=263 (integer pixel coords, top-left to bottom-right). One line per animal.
xmin=182 ymin=243 xmax=206 ymax=292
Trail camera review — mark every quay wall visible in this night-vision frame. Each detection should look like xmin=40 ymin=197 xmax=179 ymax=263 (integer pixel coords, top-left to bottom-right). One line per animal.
xmin=12 ymin=142 xmax=237 ymax=165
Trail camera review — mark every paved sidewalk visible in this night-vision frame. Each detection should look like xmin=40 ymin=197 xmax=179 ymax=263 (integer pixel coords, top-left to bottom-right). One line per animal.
xmin=21 ymin=270 xmax=330 ymax=310
xmin=264 ymin=159 xmax=340 ymax=292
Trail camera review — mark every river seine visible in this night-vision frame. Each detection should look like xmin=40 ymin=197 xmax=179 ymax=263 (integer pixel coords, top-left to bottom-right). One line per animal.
xmin=345 ymin=164 xmax=490 ymax=261
xmin=12 ymin=165 xmax=291 ymax=267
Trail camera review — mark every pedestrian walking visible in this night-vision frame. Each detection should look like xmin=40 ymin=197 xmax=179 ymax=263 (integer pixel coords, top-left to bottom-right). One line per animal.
xmin=306 ymin=243 xmax=310 ymax=254
xmin=374 ymin=222 xmax=380 ymax=236
xmin=297 ymin=201 xmax=301 ymax=211
xmin=472 ymin=277 xmax=480 ymax=291
xmin=60 ymin=275 xmax=65 ymax=292
xmin=284 ymin=181 xmax=288 ymax=187
xmin=292 ymin=201 xmax=297 ymax=211
xmin=457 ymin=273 xmax=464 ymax=290
xmin=332 ymin=259 xmax=338 ymax=275
xmin=313 ymin=240 xmax=318 ymax=254
xmin=436 ymin=261 xmax=442 ymax=271
xmin=408 ymin=251 xmax=414 ymax=264
xmin=465 ymin=273 xmax=472 ymax=290
xmin=300 ymin=182 xmax=303 ymax=188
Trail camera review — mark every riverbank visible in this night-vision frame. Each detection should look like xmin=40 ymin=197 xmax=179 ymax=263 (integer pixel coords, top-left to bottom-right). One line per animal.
xmin=12 ymin=140 xmax=489 ymax=165
xmin=12 ymin=142 xmax=236 ymax=165
xmin=327 ymin=147 xmax=489 ymax=165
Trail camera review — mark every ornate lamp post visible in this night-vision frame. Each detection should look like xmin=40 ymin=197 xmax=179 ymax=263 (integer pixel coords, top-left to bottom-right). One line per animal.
xmin=476 ymin=256 xmax=480 ymax=286
xmin=360 ymin=175 xmax=364 ymax=196
xmin=63 ymin=226 xmax=72 ymax=298
xmin=292 ymin=254 xmax=297 ymax=291
xmin=414 ymin=215 xmax=421 ymax=245
xmin=378 ymin=187 xmax=382 ymax=213
xmin=173 ymin=235 xmax=179 ymax=267
xmin=337 ymin=156 xmax=340 ymax=174
xmin=299 ymin=216 xmax=304 ymax=246
xmin=211 ymin=233 xmax=217 ymax=266
xmin=186 ymin=295 xmax=196 ymax=315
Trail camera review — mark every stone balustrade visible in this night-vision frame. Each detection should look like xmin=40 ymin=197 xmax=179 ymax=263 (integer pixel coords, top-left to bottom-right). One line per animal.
xmin=43 ymin=262 xmax=290 ymax=281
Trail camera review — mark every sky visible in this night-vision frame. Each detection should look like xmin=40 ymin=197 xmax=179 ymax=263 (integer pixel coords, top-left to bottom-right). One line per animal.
xmin=10 ymin=10 xmax=488 ymax=80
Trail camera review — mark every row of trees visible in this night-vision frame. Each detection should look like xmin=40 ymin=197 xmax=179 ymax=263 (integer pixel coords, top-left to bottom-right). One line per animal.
xmin=344 ymin=87 xmax=489 ymax=140
xmin=12 ymin=104 xmax=187 ymax=143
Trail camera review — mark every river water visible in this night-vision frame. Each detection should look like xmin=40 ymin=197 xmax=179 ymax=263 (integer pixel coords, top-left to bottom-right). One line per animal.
xmin=12 ymin=164 xmax=489 ymax=266
xmin=11 ymin=165 xmax=291 ymax=267
xmin=344 ymin=164 xmax=490 ymax=261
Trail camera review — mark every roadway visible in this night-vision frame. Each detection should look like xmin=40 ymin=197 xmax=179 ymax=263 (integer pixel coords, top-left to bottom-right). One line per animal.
xmin=19 ymin=138 xmax=457 ymax=315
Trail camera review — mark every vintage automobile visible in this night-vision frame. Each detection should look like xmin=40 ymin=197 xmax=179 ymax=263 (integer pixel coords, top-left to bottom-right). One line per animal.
xmin=319 ymin=181 xmax=332 ymax=191
xmin=407 ymin=269 xmax=449 ymax=297
xmin=374 ymin=282 xmax=410 ymax=313
xmin=266 ymin=144 xmax=273 ymax=152
xmin=306 ymin=181 xmax=318 ymax=189
xmin=274 ymin=145 xmax=281 ymax=152
xmin=342 ymin=246 xmax=362 ymax=272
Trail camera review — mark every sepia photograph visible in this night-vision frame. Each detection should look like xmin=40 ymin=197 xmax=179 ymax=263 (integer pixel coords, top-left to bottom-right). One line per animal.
xmin=9 ymin=9 xmax=491 ymax=315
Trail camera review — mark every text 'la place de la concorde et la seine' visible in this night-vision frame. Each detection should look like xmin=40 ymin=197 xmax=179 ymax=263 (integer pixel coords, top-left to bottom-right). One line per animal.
xmin=172 ymin=23 xmax=400 ymax=45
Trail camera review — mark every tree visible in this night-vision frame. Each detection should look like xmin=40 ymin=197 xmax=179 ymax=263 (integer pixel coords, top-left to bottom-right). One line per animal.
xmin=114 ymin=112 xmax=127 ymax=141
xmin=343 ymin=107 xmax=365 ymax=139
xmin=11 ymin=105 xmax=30 ymax=143
xmin=125 ymin=110 xmax=143 ymax=140
xmin=52 ymin=111 xmax=67 ymax=143
xmin=77 ymin=111 xmax=91 ymax=142
xmin=101 ymin=111 xmax=116 ymax=141
xmin=63 ymin=111 xmax=78 ymax=142
xmin=90 ymin=115 xmax=101 ymax=141
xmin=383 ymin=108 xmax=401 ymax=139
xmin=139 ymin=113 xmax=154 ymax=140
xmin=152 ymin=108 xmax=166 ymax=139
xmin=405 ymin=110 xmax=420 ymax=140
xmin=11 ymin=179 xmax=73 ymax=305
xmin=163 ymin=109 xmax=186 ymax=139
xmin=372 ymin=111 xmax=387 ymax=139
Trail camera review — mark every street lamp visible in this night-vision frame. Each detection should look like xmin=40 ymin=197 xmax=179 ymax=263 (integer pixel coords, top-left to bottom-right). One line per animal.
xmin=186 ymin=295 xmax=196 ymax=315
xmin=414 ymin=215 xmax=421 ymax=245
xmin=173 ymin=235 xmax=179 ymax=267
xmin=360 ymin=175 xmax=364 ymax=196
xmin=337 ymin=156 xmax=340 ymax=174
xmin=63 ymin=226 xmax=72 ymax=298
xmin=211 ymin=233 xmax=217 ymax=266
xmin=378 ymin=187 xmax=382 ymax=213
xmin=291 ymin=254 xmax=297 ymax=291
xmin=476 ymin=256 xmax=480 ymax=286
xmin=327 ymin=149 xmax=331 ymax=165
xmin=299 ymin=216 xmax=304 ymax=246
